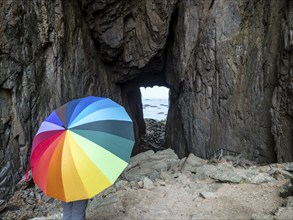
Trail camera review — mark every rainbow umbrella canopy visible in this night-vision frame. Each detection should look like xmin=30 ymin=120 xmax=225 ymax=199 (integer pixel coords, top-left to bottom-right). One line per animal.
xmin=30 ymin=96 xmax=135 ymax=202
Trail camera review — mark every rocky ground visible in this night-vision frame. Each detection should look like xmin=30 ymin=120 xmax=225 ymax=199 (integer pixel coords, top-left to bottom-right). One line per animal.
xmin=140 ymin=119 xmax=166 ymax=152
xmin=1 ymin=120 xmax=293 ymax=220
xmin=1 ymin=149 xmax=293 ymax=220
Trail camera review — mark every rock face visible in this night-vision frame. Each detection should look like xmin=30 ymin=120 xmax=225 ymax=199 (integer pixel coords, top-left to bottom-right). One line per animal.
xmin=164 ymin=0 xmax=293 ymax=163
xmin=0 ymin=0 xmax=292 ymax=201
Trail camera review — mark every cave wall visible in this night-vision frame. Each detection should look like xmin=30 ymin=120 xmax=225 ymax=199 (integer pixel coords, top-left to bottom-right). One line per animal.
xmin=0 ymin=0 xmax=121 ymax=200
xmin=165 ymin=0 xmax=293 ymax=162
xmin=0 ymin=0 xmax=292 ymax=201
xmin=270 ymin=0 xmax=293 ymax=162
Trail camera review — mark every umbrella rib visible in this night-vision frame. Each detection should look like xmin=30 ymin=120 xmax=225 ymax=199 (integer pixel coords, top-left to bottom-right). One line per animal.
xmin=69 ymin=129 xmax=134 ymax=163
xmin=36 ymin=121 xmax=65 ymax=136
xmin=31 ymin=132 xmax=66 ymax=196
xmin=31 ymin=131 xmax=65 ymax=170
xmin=62 ymin=132 xmax=90 ymax=201
xmin=69 ymin=106 xmax=129 ymax=128
xmin=66 ymin=131 xmax=113 ymax=199
xmin=45 ymin=133 xmax=66 ymax=201
xmin=69 ymin=120 xmax=134 ymax=141
xmin=31 ymin=131 xmax=66 ymax=157
xmin=69 ymin=131 xmax=129 ymax=183
xmin=67 ymin=97 xmax=103 ymax=126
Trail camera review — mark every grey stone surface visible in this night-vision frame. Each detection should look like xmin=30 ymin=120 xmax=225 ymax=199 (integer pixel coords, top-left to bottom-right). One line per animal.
xmin=285 ymin=163 xmax=293 ymax=172
xmin=181 ymin=153 xmax=207 ymax=174
xmin=195 ymin=163 xmax=277 ymax=184
xmin=0 ymin=199 xmax=7 ymax=212
xmin=251 ymin=213 xmax=274 ymax=220
xmin=142 ymin=177 xmax=154 ymax=189
xmin=287 ymin=196 xmax=293 ymax=207
xmin=199 ymin=192 xmax=216 ymax=199
xmin=274 ymin=207 xmax=293 ymax=220
xmin=114 ymin=180 xmax=130 ymax=191
xmin=123 ymin=149 xmax=179 ymax=182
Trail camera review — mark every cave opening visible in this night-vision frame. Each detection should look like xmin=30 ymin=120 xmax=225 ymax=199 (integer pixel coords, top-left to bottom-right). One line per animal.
xmin=120 ymin=73 xmax=171 ymax=155
xmin=140 ymin=86 xmax=169 ymax=121
xmin=138 ymin=86 xmax=169 ymax=153
xmin=120 ymin=6 xmax=180 ymax=156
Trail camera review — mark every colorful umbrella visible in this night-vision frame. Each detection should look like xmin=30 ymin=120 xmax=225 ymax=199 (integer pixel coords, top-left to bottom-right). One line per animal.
xmin=30 ymin=96 xmax=135 ymax=202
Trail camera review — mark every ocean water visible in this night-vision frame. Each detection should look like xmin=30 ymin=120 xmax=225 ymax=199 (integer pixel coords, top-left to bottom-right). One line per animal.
xmin=142 ymin=98 xmax=169 ymax=120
